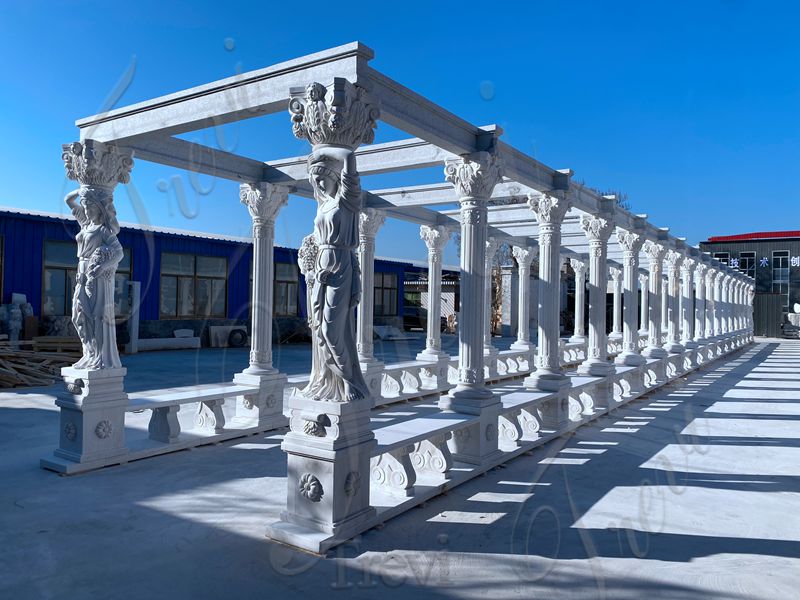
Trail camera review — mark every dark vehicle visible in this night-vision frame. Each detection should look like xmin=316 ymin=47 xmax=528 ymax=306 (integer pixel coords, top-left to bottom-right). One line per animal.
xmin=403 ymin=305 xmax=447 ymax=332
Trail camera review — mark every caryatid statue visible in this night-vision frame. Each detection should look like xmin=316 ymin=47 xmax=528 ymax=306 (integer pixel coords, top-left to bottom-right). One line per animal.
xmin=289 ymin=79 xmax=379 ymax=403
xmin=61 ymin=141 xmax=133 ymax=370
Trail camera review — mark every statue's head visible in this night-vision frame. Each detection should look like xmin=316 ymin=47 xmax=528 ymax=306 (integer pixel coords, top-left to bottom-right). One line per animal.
xmin=308 ymin=153 xmax=340 ymax=201
xmin=80 ymin=186 xmax=120 ymax=234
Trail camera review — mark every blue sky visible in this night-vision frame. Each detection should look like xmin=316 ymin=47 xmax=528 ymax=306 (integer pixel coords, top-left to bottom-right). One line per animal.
xmin=1 ymin=1 xmax=798 ymax=265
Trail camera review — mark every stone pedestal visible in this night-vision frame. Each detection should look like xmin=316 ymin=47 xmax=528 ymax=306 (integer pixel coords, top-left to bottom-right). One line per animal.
xmin=231 ymin=370 xmax=288 ymax=429
xmin=41 ymin=367 xmax=129 ymax=473
xmin=266 ymin=396 xmax=376 ymax=554
xmin=416 ymin=351 xmax=451 ymax=390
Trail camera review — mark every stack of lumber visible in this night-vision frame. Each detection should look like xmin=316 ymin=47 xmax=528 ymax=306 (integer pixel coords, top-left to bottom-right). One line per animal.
xmin=0 ymin=349 xmax=76 ymax=388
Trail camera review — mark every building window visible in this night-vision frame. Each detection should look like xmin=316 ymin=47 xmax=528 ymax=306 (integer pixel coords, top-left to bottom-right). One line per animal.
xmin=374 ymin=272 xmax=398 ymax=316
xmin=160 ymin=253 xmax=227 ymax=318
xmin=772 ymin=250 xmax=790 ymax=309
xmin=274 ymin=262 xmax=299 ymax=316
xmin=713 ymin=252 xmax=729 ymax=265
xmin=738 ymin=251 xmax=756 ymax=278
xmin=43 ymin=241 xmax=131 ymax=317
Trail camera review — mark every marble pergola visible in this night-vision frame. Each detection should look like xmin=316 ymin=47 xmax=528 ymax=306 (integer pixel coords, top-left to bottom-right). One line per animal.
xmin=43 ymin=42 xmax=754 ymax=554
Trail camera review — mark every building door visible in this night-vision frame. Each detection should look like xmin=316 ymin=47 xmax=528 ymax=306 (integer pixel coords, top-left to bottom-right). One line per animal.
xmin=754 ymin=293 xmax=784 ymax=337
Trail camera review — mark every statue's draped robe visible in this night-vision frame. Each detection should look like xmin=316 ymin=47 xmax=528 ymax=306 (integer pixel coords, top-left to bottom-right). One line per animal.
xmin=71 ymin=207 xmax=124 ymax=370
xmin=303 ymin=172 xmax=369 ymax=402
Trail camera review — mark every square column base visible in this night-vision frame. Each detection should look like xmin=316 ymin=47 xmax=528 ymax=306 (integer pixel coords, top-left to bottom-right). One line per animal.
xmin=267 ymin=396 xmax=376 ymax=554
xmin=524 ymin=368 xmax=570 ymax=393
xmin=232 ymin=369 xmax=288 ymax=430
xmin=41 ymin=367 xmax=129 ymax=473
xmin=360 ymin=360 xmax=385 ymax=406
xmin=577 ymin=359 xmax=616 ymax=378
xmin=615 ymin=352 xmax=646 ymax=367
xmin=415 ymin=350 xmax=451 ymax=389
xmin=483 ymin=346 xmax=500 ymax=379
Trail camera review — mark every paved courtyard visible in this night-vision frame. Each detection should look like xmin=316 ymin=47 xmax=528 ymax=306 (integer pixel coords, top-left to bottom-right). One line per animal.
xmin=1 ymin=339 xmax=798 ymax=599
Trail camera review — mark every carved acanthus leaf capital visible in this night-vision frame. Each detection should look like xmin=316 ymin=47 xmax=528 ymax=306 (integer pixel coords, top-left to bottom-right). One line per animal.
xmin=359 ymin=208 xmax=386 ymax=241
xmin=609 ymin=267 xmax=623 ymax=282
xmin=569 ymin=257 xmax=586 ymax=276
xmin=62 ymin=140 xmax=133 ymax=189
xmin=579 ymin=214 xmax=613 ymax=242
xmin=681 ymin=258 xmax=697 ymax=274
xmin=240 ymin=182 xmax=288 ymax=224
xmin=616 ymin=229 xmax=644 ymax=254
xmin=529 ymin=190 xmax=571 ymax=226
xmin=643 ymin=241 xmax=667 ymax=265
xmin=420 ymin=225 xmax=451 ymax=256
xmin=664 ymin=250 xmax=683 ymax=271
xmin=445 ymin=151 xmax=503 ymax=200
xmin=694 ymin=263 xmax=708 ymax=281
xmin=288 ymin=79 xmax=379 ymax=149
xmin=512 ymin=246 xmax=536 ymax=269
xmin=638 ymin=273 xmax=649 ymax=286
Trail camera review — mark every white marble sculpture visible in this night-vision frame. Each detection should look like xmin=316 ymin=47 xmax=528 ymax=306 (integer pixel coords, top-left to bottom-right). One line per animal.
xmin=62 ymin=141 xmax=133 ymax=370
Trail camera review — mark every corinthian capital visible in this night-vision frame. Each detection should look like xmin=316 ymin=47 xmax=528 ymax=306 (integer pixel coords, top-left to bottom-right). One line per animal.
xmin=529 ymin=190 xmax=571 ymax=225
xmin=609 ymin=266 xmax=623 ymax=282
xmin=579 ymin=214 xmax=613 ymax=242
xmin=616 ymin=229 xmax=644 ymax=253
xmin=569 ymin=257 xmax=586 ymax=275
xmin=514 ymin=246 xmax=537 ymax=269
xmin=643 ymin=241 xmax=667 ymax=265
xmin=444 ymin=150 xmax=503 ymax=200
xmin=62 ymin=140 xmax=133 ymax=188
xmin=694 ymin=263 xmax=708 ymax=283
xmin=681 ymin=257 xmax=697 ymax=274
xmin=359 ymin=208 xmax=386 ymax=241
xmin=420 ymin=225 xmax=451 ymax=257
xmin=240 ymin=182 xmax=288 ymax=224
xmin=288 ymin=78 xmax=380 ymax=149
xmin=638 ymin=273 xmax=648 ymax=287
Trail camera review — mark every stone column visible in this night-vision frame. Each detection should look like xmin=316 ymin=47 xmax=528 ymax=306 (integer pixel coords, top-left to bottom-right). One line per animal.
xmin=642 ymin=241 xmax=668 ymax=359
xmin=483 ymin=238 xmax=500 ymax=377
xmin=706 ymin=269 xmax=717 ymax=339
xmin=232 ymin=182 xmax=289 ymax=430
xmin=569 ymin=258 xmax=587 ymax=343
xmin=616 ymin=230 xmax=645 ymax=366
xmin=266 ymin=78 xmax=379 ymax=554
xmin=609 ymin=267 xmax=623 ymax=340
xmin=663 ymin=251 xmax=684 ymax=353
xmin=577 ymin=214 xmax=615 ymax=376
xmin=439 ymin=150 xmax=504 ymax=465
xmin=356 ymin=208 xmax=386 ymax=400
xmin=511 ymin=246 xmax=537 ymax=352
xmin=680 ymin=258 xmax=697 ymax=349
xmin=693 ymin=263 xmax=708 ymax=344
xmin=660 ymin=274 xmax=669 ymax=338
xmin=720 ymin=275 xmax=731 ymax=335
xmin=525 ymin=191 xmax=572 ymax=426
xmin=42 ymin=140 xmax=134 ymax=474
xmin=638 ymin=273 xmax=649 ymax=335
xmin=417 ymin=225 xmax=452 ymax=388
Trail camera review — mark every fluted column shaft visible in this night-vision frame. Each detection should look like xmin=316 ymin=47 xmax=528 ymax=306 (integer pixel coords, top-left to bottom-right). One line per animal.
xmin=357 ymin=209 xmax=385 ymax=363
xmin=680 ymin=259 xmax=696 ymax=347
xmin=639 ymin=274 xmax=649 ymax=333
xmin=527 ymin=191 xmax=571 ymax=389
xmin=484 ymin=238 xmax=499 ymax=350
xmin=511 ymin=246 xmax=537 ymax=350
xmin=570 ymin=258 xmax=587 ymax=342
xmin=643 ymin=242 xmax=667 ymax=358
xmin=240 ymin=182 xmax=288 ymax=374
xmin=694 ymin=265 xmax=708 ymax=342
xmin=419 ymin=225 xmax=450 ymax=356
xmin=578 ymin=215 xmax=615 ymax=375
xmin=443 ymin=152 xmax=502 ymax=405
xmin=616 ymin=230 xmax=645 ymax=365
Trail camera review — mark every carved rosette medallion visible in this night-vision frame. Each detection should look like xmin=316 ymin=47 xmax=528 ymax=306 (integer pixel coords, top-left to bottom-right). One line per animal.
xmin=63 ymin=421 xmax=77 ymax=441
xmin=344 ymin=471 xmax=361 ymax=497
xmin=94 ymin=420 xmax=112 ymax=439
xmin=299 ymin=473 xmax=324 ymax=502
xmin=288 ymin=79 xmax=380 ymax=149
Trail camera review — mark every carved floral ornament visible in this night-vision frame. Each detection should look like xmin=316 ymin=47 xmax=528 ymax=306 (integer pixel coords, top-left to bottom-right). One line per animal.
xmin=579 ymin=214 xmax=612 ymax=242
xmin=289 ymin=79 xmax=380 ymax=149
xmin=513 ymin=246 xmax=537 ymax=268
xmin=444 ymin=151 xmax=504 ymax=200
xmin=616 ymin=230 xmax=644 ymax=253
xmin=643 ymin=241 xmax=667 ymax=265
xmin=298 ymin=473 xmax=324 ymax=502
xmin=609 ymin=267 xmax=623 ymax=282
xmin=681 ymin=258 xmax=697 ymax=274
xmin=664 ymin=250 xmax=684 ymax=270
xmin=420 ymin=225 xmax=451 ymax=255
xmin=359 ymin=208 xmax=386 ymax=240
xmin=529 ymin=190 xmax=571 ymax=225
xmin=240 ymin=182 xmax=288 ymax=223
xmin=62 ymin=140 xmax=133 ymax=188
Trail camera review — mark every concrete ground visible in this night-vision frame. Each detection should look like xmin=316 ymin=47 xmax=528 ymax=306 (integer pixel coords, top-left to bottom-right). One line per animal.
xmin=1 ymin=339 xmax=798 ymax=599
